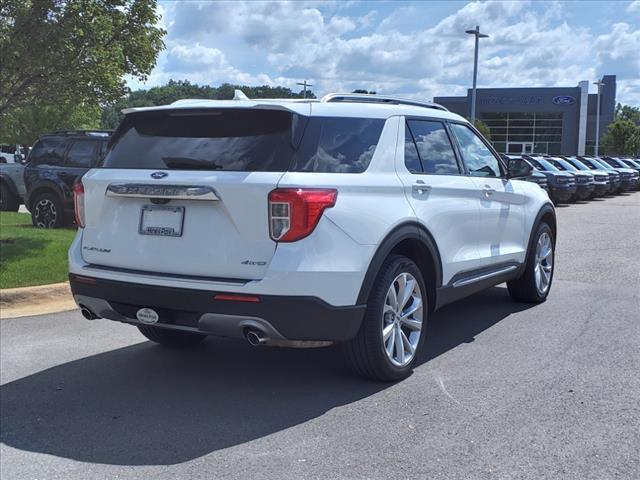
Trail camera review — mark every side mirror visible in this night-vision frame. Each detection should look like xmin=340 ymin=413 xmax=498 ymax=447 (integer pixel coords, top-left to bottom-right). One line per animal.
xmin=508 ymin=158 xmax=533 ymax=179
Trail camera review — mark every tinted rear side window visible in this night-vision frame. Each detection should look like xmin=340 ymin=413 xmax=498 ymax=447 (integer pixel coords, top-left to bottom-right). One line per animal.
xmin=406 ymin=120 xmax=460 ymax=175
xmin=292 ymin=117 xmax=384 ymax=173
xmin=103 ymin=110 xmax=384 ymax=173
xmin=103 ymin=109 xmax=296 ymax=171
xmin=29 ymin=137 xmax=68 ymax=165
xmin=66 ymin=140 xmax=97 ymax=168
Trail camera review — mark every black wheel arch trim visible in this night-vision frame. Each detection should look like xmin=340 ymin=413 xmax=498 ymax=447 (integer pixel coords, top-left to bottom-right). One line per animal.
xmin=356 ymin=222 xmax=443 ymax=305
xmin=525 ymin=203 xmax=557 ymax=265
xmin=26 ymin=180 xmax=66 ymax=210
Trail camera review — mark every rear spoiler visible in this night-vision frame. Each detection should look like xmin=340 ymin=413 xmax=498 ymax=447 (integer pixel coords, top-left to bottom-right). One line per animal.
xmin=121 ymin=99 xmax=311 ymax=116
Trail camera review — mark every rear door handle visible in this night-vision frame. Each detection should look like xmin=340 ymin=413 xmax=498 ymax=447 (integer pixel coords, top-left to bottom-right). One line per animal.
xmin=483 ymin=185 xmax=496 ymax=196
xmin=412 ymin=183 xmax=431 ymax=195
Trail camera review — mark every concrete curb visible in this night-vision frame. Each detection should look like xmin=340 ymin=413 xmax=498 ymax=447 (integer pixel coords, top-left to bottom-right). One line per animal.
xmin=0 ymin=282 xmax=77 ymax=319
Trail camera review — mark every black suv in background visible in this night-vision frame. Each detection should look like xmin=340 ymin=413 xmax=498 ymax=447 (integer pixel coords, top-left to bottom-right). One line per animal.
xmin=24 ymin=130 xmax=111 ymax=228
xmin=601 ymin=157 xmax=640 ymax=190
xmin=523 ymin=155 xmax=576 ymax=203
xmin=619 ymin=158 xmax=640 ymax=182
xmin=501 ymin=154 xmax=548 ymax=191
xmin=545 ymin=156 xmax=595 ymax=200
xmin=560 ymin=156 xmax=612 ymax=196
xmin=574 ymin=157 xmax=621 ymax=193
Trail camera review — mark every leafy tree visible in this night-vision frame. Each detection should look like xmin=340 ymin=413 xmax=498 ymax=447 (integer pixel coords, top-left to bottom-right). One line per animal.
xmin=352 ymin=89 xmax=377 ymax=94
xmin=600 ymin=119 xmax=640 ymax=156
xmin=474 ymin=119 xmax=492 ymax=141
xmin=0 ymin=0 xmax=165 ymax=118
xmin=0 ymin=102 xmax=101 ymax=144
xmin=614 ymin=103 xmax=640 ymax=124
xmin=101 ymin=80 xmax=315 ymax=129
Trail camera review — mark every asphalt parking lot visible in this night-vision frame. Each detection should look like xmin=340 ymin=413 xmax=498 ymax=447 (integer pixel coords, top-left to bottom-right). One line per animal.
xmin=1 ymin=192 xmax=639 ymax=480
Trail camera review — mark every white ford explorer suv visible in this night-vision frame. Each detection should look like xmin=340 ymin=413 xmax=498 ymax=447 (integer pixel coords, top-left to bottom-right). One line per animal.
xmin=69 ymin=93 xmax=556 ymax=381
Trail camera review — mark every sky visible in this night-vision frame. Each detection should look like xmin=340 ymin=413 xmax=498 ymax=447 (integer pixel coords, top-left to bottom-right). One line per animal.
xmin=128 ymin=0 xmax=640 ymax=105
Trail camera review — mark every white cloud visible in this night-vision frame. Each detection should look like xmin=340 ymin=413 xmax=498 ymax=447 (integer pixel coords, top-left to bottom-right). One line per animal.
xmin=133 ymin=1 xmax=640 ymax=105
xmin=593 ymin=23 xmax=640 ymax=78
xmin=627 ymin=1 xmax=640 ymax=13
xmin=170 ymin=44 xmax=227 ymax=69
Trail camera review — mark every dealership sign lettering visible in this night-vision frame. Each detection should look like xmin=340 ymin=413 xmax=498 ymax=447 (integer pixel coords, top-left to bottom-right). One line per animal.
xmin=479 ymin=96 xmax=544 ymax=106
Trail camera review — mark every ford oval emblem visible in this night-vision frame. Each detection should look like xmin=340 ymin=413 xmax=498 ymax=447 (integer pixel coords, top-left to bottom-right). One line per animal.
xmin=552 ymin=95 xmax=576 ymax=105
xmin=151 ymin=171 xmax=168 ymax=179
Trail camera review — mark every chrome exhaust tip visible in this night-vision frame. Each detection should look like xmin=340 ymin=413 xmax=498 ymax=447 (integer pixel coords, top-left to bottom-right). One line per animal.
xmin=245 ymin=329 xmax=268 ymax=346
xmin=79 ymin=305 xmax=99 ymax=320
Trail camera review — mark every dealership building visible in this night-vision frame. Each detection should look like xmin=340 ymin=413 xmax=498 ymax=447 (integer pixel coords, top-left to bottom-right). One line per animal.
xmin=434 ymin=75 xmax=616 ymax=155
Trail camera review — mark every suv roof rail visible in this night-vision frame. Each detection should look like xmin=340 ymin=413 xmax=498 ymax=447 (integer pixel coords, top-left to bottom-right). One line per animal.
xmin=320 ymin=93 xmax=449 ymax=112
xmin=49 ymin=129 xmax=113 ymax=136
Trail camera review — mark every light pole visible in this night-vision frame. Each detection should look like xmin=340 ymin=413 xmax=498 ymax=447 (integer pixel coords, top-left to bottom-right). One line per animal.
xmin=465 ymin=25 xmax=489 ymax=125
xmin=297 ymin=80 xmax=313 ymax=99
xmin=594 ymin=80 xmax=605 ymax=156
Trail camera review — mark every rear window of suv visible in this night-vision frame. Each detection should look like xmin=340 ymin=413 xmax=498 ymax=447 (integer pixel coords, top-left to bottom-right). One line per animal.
xmin=102 ymin=109 xmax=384 ymax=173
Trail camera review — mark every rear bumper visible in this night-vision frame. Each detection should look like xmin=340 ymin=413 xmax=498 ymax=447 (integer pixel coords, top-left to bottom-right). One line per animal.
xmin=70 ymin=274 xmax=366 ymax=342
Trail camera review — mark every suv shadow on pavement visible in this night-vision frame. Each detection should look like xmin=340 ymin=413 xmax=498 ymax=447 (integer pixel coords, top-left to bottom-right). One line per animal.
xmin=1 ymin=287 xmax=531 ymax=466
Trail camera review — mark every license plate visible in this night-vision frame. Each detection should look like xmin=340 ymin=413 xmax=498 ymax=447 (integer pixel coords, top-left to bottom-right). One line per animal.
xmin=139 ymin=205 xmax=185 ymax=237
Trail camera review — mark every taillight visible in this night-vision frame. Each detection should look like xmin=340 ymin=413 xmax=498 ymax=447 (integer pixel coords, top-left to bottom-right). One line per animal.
xmin=73 ymin=181 xmax=85 ymax=228
xmin=268 ymin=188 xmax=337 ymax=242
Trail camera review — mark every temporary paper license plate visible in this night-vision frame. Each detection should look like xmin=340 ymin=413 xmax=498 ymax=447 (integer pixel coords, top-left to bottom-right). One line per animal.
xmin=139 ymin=205 xmax=185 ymax=237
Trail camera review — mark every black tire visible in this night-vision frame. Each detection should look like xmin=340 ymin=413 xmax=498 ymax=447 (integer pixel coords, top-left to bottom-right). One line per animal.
xmin=0 ymin=182 xmax=20 ymax=211
xmin=507 ymin=222 xmax=555 ymax=303
xmin=137 ymin=325 xmax=207 ymax=348
xmin=342 ymin=254 xmax=427 ymax=382
xmin=30 ymin=192 xmax=66 ymax=228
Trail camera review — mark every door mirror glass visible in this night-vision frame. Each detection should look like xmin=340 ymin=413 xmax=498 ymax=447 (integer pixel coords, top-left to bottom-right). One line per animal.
xmin=508 ymin=158 xmax=533 ymax=179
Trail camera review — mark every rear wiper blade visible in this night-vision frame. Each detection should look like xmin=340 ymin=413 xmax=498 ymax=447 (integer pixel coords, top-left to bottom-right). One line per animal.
xmin=162 ymin=156 xmax=224 ymax=170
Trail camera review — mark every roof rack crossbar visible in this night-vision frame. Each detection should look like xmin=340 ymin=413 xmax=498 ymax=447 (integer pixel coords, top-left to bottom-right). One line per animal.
xmin=320 ymin=93 xmax=449 ymax=112
xmin=51 ymin=129 xmax=113 ymax=136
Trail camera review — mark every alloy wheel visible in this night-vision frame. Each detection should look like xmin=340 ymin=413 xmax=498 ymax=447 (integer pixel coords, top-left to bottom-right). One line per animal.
xmin=534 ymin=231 xmax=553 ymax=295
xmin=382 ymin=272 xmax=423 ymax=367
xmin=34 ymin=199 xmax=58 ymax=228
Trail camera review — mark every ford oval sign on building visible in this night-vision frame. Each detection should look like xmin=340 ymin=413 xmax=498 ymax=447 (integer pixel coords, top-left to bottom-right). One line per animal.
xmin=552 ymin=95 xmax=576 ymax=105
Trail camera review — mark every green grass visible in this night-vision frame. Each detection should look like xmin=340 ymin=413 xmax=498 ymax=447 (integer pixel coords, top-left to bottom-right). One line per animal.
xmin=0 ymin=212 xmax=76 ymax=289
